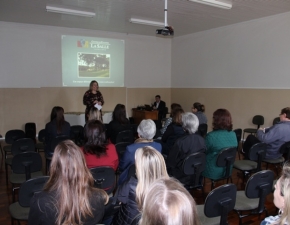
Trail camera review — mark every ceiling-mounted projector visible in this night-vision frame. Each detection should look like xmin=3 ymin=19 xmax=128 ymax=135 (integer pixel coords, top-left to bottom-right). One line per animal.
xmin=156 ymin=26 xmax=174 ymax=36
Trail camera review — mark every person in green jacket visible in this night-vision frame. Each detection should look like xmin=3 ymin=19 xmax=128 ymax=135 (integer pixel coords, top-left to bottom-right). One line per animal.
xmin=203 ymin=108 xmax=238 ymax=180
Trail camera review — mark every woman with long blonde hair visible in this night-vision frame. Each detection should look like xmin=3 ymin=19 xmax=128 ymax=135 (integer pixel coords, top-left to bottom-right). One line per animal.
xmin=28 ymin=140 xmax=108 ymax=225
xmin=113 ymin=146 xmax=168 ymax=225
xmin=261 ymin=163 xmax=290 ymax=225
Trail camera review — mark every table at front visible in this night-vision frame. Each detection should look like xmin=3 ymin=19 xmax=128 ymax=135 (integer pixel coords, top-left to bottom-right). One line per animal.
xmin=132 ymin=109 xmax=159 ymax=125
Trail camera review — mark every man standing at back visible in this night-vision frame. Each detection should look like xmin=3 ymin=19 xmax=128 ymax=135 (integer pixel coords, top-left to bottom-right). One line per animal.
xmin=153 ymin=95 xmax=166 ymax=129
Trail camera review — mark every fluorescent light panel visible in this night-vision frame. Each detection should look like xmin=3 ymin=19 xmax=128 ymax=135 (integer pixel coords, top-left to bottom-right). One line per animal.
xmin=188 ymin=0 xmax=232 ymax=9
xmin=46 ymin=4 xmax=96 ymax=17
xmin=130 ymin=18 xmax=164 ymax=27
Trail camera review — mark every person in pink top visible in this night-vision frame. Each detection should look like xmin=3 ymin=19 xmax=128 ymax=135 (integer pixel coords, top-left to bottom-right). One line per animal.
xmin=82 ymin=119 xmax=119 ymax=171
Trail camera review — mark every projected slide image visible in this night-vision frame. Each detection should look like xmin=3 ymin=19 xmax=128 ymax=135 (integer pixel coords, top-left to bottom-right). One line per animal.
xmin=78 ymin=53 xmax=110 ymax=78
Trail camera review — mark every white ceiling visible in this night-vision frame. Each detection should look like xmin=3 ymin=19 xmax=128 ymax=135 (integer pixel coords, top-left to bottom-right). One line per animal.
xmin=0 ymin=0 xmax=290 ymax=37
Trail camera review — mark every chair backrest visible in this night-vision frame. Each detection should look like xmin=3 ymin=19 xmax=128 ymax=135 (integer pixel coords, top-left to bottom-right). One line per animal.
xmin=115 ymin=142 xmax=131 ymax=159
xmin=233 ymin=128 xmax=242 ymax=144
xmin=116 ymin=130 xmax=134 ymax=144
xmin=49 ymin=135 xmax=70 ymax=155
xmin=182 ymin=152 xmax=206 ymax=187
xmin=18 ymin=176 xmax=49 ymax=207
xmin=38 ymin=129 xmax=46 ymax=143
xmin=279 ymin=141 xmax=290 ymax=161
xmin=12 ymin=152 xmax=43 ymax=180
xmin=127 ymin=164 xmax=136 ymax=179
xmin=245 ymin=170 xmax=274 ymax=213
xmin=198 ymin=124 xmax=208 ymax=138
xmin=252 ymin=115 xmax=264 ymax=128
xmin=273 ymin=117 xmax=280 ymax=125
xmin=70 ymin=125 xmax=84 ymax=145
xmin=5 ymin=129 xmax=25 ymax=144
xmin=11 ymin=138 xmax=35 ymax=155
xmin=204 ymin=183 xmax=237 ymax=225
xmin=216 ymin=147 xmax=237 ymax=178
xmin=130 ymin=213 xmax=141 ymax=225
xmin=25 ymin=122 xmax=36 ymax=140
xmin=90 ymin=166 xmax=116 ymax=195
xmin=248 ymin=143 xmax=266 ymax=171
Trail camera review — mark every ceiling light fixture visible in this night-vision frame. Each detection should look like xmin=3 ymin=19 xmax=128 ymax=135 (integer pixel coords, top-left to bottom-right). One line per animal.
xmin=129 ymin=18 xmax=164 ymax=27
xmin=46 ymin=4 xmax=96 ymax=17
xmin=188 ymin=0 xmax=232 ymax=9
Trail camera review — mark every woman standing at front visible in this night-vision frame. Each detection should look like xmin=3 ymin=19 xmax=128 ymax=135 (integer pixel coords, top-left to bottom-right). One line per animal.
xmin=83 ymin=80 xmax=104 ymax=122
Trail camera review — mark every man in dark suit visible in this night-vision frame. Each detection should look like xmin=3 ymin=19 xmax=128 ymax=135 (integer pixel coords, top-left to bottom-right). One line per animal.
xmin=153 ymin=95 xmax=166 ymax=129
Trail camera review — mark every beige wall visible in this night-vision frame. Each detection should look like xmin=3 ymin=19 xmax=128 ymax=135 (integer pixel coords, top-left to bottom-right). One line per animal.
xmin=171 ymin=88 xmax=289 ymax=133
xmin=0 ymin=87 xmax=171 ymax=134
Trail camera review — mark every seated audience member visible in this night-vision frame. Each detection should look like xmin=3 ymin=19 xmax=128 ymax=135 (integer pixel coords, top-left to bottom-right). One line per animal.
xmin=82 ymin=120 xmax=119 ymax=170
xmin=153 ymin=95 xmax=166 ymax=129
xmin=118 ymin=119 xmax=162 ymax=185
xmin=203 ymin=109 xmax=237 ymax=180
xmin=166 ymin=112 xmax=206 ymax=185
xmin=113 ymin=146 xmax=169 ymax=225
xmin=160 ymin=103 xmax=181 ymax=135
xmin=45 ymin=106 xmax=70 ymax=153
xmin=28 ymin=140 xmax=108 ymax=225
xmin=261 ymin=163 xmax=290 ymax=225
xmin=162 ymin=108 xmax=186 ymax=155
xmin=139 ymin=177 xmax=200 ymax=225
xmin=107 ymin=104 xmax=131 ymax=144
xmin=243 ymin=107 xmax=290 ymax=160
xmin=88 ymin=107 xmax=102 ymax=122
xmin=192 ymin=102 xmax=207 ymax=125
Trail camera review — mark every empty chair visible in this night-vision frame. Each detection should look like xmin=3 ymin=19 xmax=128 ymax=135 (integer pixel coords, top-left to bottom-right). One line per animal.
xmin=182 ymin=152 xmax=206 ymax=191
xmin=90 ymin=166 xmax=116 ymax=195
xmin=3 ymin=129 xmax=25 ymax=159
xmin=9 ymin=176 xmax=49 ymax=224
xmin=115 ymin=130 xmax=134 ymax=144
xmin=204 ymin=147 xmax=237 ymax=190
xmin=5 ymin=138 xmax=35 ymax=184
xmin=115 ymin=142 xmax=131 ymax=159
xmin=234 ymin=170 xmax=274 ymax=225
xmin=10 ymin=152 xmax=43 ymax=201
xmin=233 ymin=128 xmax=242 ymax=159
xmin=35 ymin=129 xmax=45 ymax=152
xmin=233 ymin=142 xmax=266 ymax=179
xmin=243 ymin=115 xmax=264 ymax=140
xmin=197 ymin=183 xmax=237 ymax=225
xmin=25 ymin=122 xmax=36 ymax=142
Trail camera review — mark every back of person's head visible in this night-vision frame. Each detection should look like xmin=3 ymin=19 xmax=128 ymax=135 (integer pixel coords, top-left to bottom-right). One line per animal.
xmin=112 ymin=104 xmax=128 ymax=124
xmin=212 ymin=108 xmax=233 ymax=131
xmin=170 ymin=103 xmax=181 ymax=117
xmin=50 ymin=106 xmax=65 ymax=134
xmin=280 ymin=107 xmax=290 ymax=120
xmin=182 ymin=112 xmax=199 ymax=134
xmin=140 ymin=177 xmax=200 ymax=225
xmin=135 ymin=146 xmax=169 ymax=209
xmin=276 ymin=163 xmax=290 ymax=225
xmin=137 ymin=119 xmax=156 ymax=140
xmin=193 ymin=102 xmax=205 ymax=112
xmin=44 ymin=140 xmax=108 ymax=225
xmin=172 ymin=108 xmax=184 ymax=125
xmin=88 ymin=108 xmax=102 ymax=122
xmin=84 ymin=119 xmax=107 ymax=157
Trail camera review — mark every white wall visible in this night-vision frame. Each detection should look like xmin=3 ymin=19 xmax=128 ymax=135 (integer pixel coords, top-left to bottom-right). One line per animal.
xmin=171 ymin=12 xmax=290 ymax=88
xmin=0 ymin=22 xmax=172 ymax=88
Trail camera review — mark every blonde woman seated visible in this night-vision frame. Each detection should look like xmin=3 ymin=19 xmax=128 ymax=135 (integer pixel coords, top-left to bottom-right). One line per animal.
xmin=139 ymin=177 xmax=200 ymax=225
xmin=260 ymin=163 xmax=290 ymax=225
xmin=112 ymin=146 xmax=169 ymax=225
xmin=88 ymin=107 xmax=102 ymax=122
xmin=28 ymin=140 xmax=108 ymax=225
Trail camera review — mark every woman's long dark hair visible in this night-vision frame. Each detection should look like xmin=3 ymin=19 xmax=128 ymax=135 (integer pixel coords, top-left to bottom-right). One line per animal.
xmin=112 ymin=104 xmax=129 ymax=125
xmin=84 ymin=120 xmax=107 ymax=157
xmin=50 ymin=106 xmax=65 ymax=134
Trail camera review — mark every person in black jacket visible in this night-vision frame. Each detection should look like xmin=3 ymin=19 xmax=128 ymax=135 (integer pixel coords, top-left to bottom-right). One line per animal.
xmin=153 ymin=95 xmax=166 ymax=129
xmin=166 ymin=112 xmax=206 ymax=186
xmin=112 ymin=146 xmax=169 ymax=225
